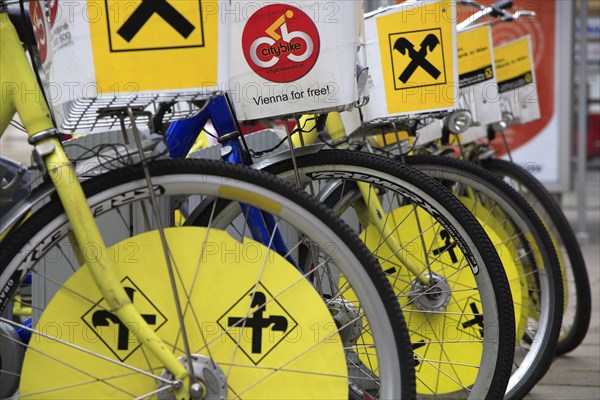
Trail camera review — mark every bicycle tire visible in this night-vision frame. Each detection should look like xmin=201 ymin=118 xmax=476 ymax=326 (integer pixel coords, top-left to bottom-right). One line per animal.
xmin=248 ymin=149 xmax=516 ymax=399
xmin=0 ymin=158 xmax=415 ymax=399
xmin=482 ymin=158 xmax=591 ymax=355
xmin=405 ymin=155 xmax=563 ymax=400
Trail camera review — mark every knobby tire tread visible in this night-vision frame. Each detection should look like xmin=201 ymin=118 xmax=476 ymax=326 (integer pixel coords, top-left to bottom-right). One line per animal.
xmin=482 ymin=158 xmax=591 ymax=355
xmin=406 ymin=154 xmax=563 ymax=399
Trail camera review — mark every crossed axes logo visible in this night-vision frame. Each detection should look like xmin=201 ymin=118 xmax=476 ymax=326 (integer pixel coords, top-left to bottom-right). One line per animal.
xmin=393 ymin=34 xmax=441 ymax=84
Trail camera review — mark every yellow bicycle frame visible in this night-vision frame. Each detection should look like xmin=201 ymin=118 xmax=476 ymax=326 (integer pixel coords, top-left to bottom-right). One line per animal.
xmin=0 ymin=13 xmax=189 ymax=395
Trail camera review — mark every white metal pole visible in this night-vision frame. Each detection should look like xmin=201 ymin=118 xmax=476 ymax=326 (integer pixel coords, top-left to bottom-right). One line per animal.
xmin=576 ymin=0 xmax=589 ymax=243
xmin=364 ymin=0 xmax=392 ymax=12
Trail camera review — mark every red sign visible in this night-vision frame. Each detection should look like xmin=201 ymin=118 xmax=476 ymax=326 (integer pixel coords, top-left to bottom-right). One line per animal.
xmin=29 ymin=0 xmax=47 ymax=63
xmin=242 ymin=4 xmax=320 ymax=83
xmin=49 ymin=0 xmax=58 ymax=28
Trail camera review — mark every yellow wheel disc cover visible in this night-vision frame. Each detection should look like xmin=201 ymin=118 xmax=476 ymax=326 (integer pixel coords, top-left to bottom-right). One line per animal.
xmin=543 ymin=221 xmax=569 ymax=314
xmin=22 ymin=228 xmax=347 ymax=399
xmin=458 ymin=195 xmax=531 ymax=342
xmin=346 ymin=204 xmax=524 ymax=395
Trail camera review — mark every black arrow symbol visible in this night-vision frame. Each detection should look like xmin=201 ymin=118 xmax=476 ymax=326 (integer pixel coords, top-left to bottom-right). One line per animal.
xmin=92 ymin=287 xmax=157 ymax=350
xmin=118 ymin=0 xmax=195 ymax=43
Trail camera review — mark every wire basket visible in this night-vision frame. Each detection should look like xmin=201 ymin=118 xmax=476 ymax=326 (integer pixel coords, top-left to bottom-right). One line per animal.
xmin=58 ymin=91 xmax=216 ymax=133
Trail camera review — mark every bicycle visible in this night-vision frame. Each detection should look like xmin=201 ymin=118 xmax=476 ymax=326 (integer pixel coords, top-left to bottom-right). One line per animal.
xmin=356 ymin=2 xmax=570 ymax=396
xmin=245 ymin=1 xmax=562 ymax=398
xmin=451 ymin=0 xmax=591 ymax=356
xmin=284 ymin=108 xmax=562 ymax=400
xmin=376 ymin=2 xmax=565 ymax=397
xmin=165 ymin=1 xmax=520 ymax=398
xmin=0 ymin=2 xmax=417 ymax=398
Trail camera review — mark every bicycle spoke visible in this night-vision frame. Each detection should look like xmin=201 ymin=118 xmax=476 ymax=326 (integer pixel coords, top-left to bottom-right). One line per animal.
xmin=0 ymin=318 xmax=169 ymax=395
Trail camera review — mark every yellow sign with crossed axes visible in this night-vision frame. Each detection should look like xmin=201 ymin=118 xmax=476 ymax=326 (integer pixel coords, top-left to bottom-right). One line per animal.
xmin=375 ymin=0 xmax=456 ymax=115
xmin=88 ymin=0 xmax=220 ymax=93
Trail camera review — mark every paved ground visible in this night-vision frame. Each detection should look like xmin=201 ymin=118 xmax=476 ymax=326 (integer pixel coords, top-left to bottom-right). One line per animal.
xmin=525 ymin=170 xmax=600 ymax=400
xmin=2 ymin=129 xmax=600 ymax=398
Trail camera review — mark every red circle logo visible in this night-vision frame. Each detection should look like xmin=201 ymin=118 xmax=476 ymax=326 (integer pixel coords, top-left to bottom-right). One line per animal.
xmin=242 ymin=4 xmax=320 ymax=83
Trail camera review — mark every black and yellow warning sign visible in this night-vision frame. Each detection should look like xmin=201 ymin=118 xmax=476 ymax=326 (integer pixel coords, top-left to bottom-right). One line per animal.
xmin=494 ymin=36 xmax=535 ymax=94
xmin=218 ymin=283 xmax=298 ymax=365
xmin=457 ymin=25 xmax=494 ymax=89
xmin=457 ymin=298 xmax=485 ymax=339
xmin=105 ymin=0 xmax=205 ymax=52
xmin=19 ymin=228 xmax=348 ymax=398
xmin=81 ymin=276 xmax=168 ymax=362
xmin=88 ymin=0 xmax=219 ymax=92
xmin=410 ymin=334 xmax=431 ymax=373
xmin=375 ymin=0 xmax=455 ymax=115
xmin=431 ymin=229 xmax=460 ymax=266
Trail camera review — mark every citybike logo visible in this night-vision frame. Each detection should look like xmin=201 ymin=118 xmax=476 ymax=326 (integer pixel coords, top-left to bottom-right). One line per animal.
xmin=242 ymin=4 xmax=320 ymax=83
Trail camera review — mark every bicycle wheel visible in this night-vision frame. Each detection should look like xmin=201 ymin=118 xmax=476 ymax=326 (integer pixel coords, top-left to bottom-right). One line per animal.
xmin=405 ymin=155 xmax=563 ymax=399
xmin=482 ymin=158 xmax=591 ymax=355
xmin=243 ymin=149 xmax=515 ymax=399
xmin=0 ymin=159 xmax=415 ymax=399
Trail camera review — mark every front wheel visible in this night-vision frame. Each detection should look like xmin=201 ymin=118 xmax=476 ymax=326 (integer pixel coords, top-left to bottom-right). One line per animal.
xmin=0 ymin=159 xmax=415 ymax=399
xmin=482 ymin=158 xmax=591 ymax=355
xmin=253 ymin=150 xmax=516 ymax=399
xmin=405 ymin=155 xmax=563 ymax=400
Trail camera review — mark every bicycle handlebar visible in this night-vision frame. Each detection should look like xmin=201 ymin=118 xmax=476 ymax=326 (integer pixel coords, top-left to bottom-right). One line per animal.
xmin=457 ymin=0 xmax=534 ymax=31
xmin=490 ymin=0 xmax=513 ymax=17
xmin=458 ymin=0 xmax=513 ymax=12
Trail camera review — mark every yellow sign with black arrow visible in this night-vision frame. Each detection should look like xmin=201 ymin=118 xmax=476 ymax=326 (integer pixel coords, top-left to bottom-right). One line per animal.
xmin=88 ymin=0 xmax=220 ymax=92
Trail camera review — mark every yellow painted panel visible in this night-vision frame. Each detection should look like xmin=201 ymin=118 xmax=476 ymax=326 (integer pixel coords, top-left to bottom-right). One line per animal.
xmin=457 ymin=25 xmax=494 ymax=86
xmin=494 ymin=36 xmax=534 ymax=88
xmin=376 ymin=0 xmax=456 ymax=114
xmin=87 ymin=0 xmax=219 ymax=92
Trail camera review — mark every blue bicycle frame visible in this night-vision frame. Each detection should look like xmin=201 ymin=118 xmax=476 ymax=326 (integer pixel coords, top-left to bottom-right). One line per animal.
xmin=165 ymin=93 xmax=296 ymax=267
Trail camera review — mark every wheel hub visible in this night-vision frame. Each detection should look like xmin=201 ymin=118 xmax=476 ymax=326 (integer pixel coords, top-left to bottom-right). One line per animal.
xmin=158 ymin=354 xmax=227 ymax=400
xmin=328 ymin=298 xmax=363 ymax=346
xmin=410 ymin=273 xmax=451 ymax=311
